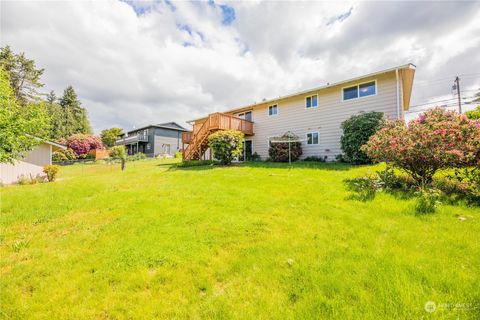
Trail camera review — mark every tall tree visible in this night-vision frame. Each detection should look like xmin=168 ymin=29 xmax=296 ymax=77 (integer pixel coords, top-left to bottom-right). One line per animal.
xmin=59 ymin=86 xmax=92 ymax=136
xmin=0 ymin=68 xmax=50 ymax=163
xmin=0 ymin=46 xmax=44 ymax=105
xmin=45 ymin=90 xmax=65 ymax=140
xmin=100 ymin=127 xmax=124 ymax=147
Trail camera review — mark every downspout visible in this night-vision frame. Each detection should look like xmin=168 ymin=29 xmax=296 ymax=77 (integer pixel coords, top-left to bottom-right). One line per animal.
xmin=395 ymin=68 xmax=401 ymax=119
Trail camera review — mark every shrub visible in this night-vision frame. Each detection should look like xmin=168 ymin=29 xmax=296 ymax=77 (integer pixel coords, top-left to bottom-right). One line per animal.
xmin=362 ymin=108 xmax=480 ymax=185
xmin=340 ymin=112 xmax=385 ymax=164
xmin=127 ymin=152 xmax=147 ymax=161
xmin=465 ymin=106 xmax=480 ymax=120
xmin=247 ymin=152 xmax=261 ymax=162
xmin=67 ymin=134 xmax=103 ymax=157
xmin=344 ymin=175 xmax=382 ymax=201
xmin=109 ymin=146 xmax=127 ymax=159
xmin=208 ymin=130 xmax=244 ymax=165
xmin=43 ymin=165 xmax=60 ymax=182
xmin=303 ymin=156 xmax=326 ymax=162
xmin=109 ymin=146 xmax=127 ymax=170
xmin=268 ymin=132 xmax=302 ymax=162
xmin=52 ymin=148 xmax=77 ymax=162
xmin=175 ymin=151 xmax=183 ymax=159
xmin=415 ymin=187 xmax=441 ymax=214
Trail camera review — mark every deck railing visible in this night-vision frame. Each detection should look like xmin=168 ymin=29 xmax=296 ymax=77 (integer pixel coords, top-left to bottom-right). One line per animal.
xmin=181 ymin=113 xmax=254 ymax=160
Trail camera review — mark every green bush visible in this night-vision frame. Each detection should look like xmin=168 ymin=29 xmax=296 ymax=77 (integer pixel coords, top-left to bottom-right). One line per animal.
xmin=127 ymin=152 xmax=147 ymax=161
xmin=268 ymin=132 xmax=302 ymax=162
xmin=344 ymin=175 xmax=382 ymax=201
xmin=247 ymin=152 xmax=261 ymax=161
xmin=208 ymin=130 xmax=244 ymax=165
xmin=340 ymin=112 xmax=385 ymax=164
xmin=465 ymin=106 xmax=480 ymax=120
xmin=43 ymin=165 xmax=60 ymax=182
xmin=175 ymin=151 xmax=183 ymax=159
xmin=109 ymin=146 xmax=127 ymax=159
xmin=415 ymin=187 xmax=441 ymax=214
xmin=52 ymin=148 xmax=77 ymax=162
xmin=303 ymin=156 xmax=326 ymax=162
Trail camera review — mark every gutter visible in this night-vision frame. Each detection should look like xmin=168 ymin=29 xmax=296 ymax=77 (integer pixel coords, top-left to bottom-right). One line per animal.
xmin=395 ymin=68 xmax=401 ymax=119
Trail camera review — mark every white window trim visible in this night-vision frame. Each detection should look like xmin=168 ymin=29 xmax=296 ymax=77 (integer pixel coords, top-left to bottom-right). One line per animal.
xmin=341 ymin=79 xmax=378 ymax=102
xmin=306 ymin=131 xmax=319 ymax=145
xmin=305 ymin=94 xmax=319 ymax=109
xmin=268 ymin=104 xmax=279 ymax=117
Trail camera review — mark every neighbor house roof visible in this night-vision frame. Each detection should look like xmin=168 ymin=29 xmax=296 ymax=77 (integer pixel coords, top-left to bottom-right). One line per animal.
xmin=126 ymin=122 xmax=189 ymax=134
xmin=26 ymin=135 xmax=67 ymax=150
xmin=188 ymin=63 xmax=416 ymax=123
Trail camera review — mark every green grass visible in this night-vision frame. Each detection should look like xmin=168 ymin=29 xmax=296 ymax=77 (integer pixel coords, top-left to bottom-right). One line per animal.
xmin=1 ymin=159 xmax=479 ymax=319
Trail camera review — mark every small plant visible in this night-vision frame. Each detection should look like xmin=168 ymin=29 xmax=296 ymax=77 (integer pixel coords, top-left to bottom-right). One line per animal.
xmin=127 ymin=152 xmax=147 ymax=161
xmin=303 ymin=156 xmax=326 ymax=162
xmin=177 ymin=160 xmax=218 ymax=167
xmin=414 ymin=187 xmax=442 ymax=214
xmin=344 ymin=175 xmax=382 ymax=201
xmin=109 ymin=146 xmax=127 ymax=170
xmin=43 ymin=165 xmax=60 ymax=182
xmin=175 ymin=151 xmax=183 ymax=159
xmin=247 ymin=152 xmax=261 ymax=161
xmin=208 ymin=130 xmax=244 ymax=165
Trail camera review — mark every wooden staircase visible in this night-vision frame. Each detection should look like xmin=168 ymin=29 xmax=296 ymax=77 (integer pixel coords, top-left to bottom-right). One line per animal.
xmin=182 ymin=112 xmax=254 ymax=161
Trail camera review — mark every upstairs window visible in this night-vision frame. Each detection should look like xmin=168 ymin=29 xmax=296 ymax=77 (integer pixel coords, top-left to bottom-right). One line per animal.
xmin=307 ymin=132 xmax=319 ymax=145
xmin=343 ymin=81 xmax=376 ymax=101
xmin=306 ymin=94 xmax=318 ymax=108
xmin=268 ymin=104 xmax=278 ymax=116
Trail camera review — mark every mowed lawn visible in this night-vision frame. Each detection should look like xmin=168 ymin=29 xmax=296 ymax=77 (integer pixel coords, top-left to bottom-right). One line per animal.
xmin=1 ymin=159 xmax=479 ymax=319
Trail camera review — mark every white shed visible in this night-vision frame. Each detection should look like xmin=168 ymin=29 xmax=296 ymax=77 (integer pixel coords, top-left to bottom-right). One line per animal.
xmin=0 ymin=140 xmax=66 ymax=185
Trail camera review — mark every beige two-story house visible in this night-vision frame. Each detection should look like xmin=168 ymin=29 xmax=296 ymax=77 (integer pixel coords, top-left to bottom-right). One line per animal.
xmin=182 ymin=64 xmax=415 ymax=161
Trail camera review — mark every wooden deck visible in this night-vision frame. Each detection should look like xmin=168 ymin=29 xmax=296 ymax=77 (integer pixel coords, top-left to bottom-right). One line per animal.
xmin=182 ymin=113 xmax=253 ymax=160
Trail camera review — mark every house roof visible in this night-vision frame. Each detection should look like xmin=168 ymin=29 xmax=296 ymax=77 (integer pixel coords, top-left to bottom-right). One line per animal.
xmin=26 ymin=135 xmax=67 ymax=150
xmin=126 ymin=122 xmax=189 ymax=134
xmin=188 ymin=63 xmax=416 ymax=123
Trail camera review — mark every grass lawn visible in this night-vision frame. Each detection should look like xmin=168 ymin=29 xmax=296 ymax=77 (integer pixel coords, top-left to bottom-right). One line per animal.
xmin=1 ymin=159 xmax=479 ymax=319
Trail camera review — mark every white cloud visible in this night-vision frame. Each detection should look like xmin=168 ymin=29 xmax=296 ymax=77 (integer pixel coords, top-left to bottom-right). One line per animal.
xmin=1 ymin=0 xmax=479 ymax=132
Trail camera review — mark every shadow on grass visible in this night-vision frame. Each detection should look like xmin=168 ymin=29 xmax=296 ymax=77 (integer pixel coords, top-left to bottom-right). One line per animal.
xmin=241 ymin=161 xmax=354 ymax=171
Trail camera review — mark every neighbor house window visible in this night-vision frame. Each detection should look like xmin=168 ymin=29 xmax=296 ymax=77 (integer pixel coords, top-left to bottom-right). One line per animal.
xmin=307 ymin=132 xmax=319 ymax=145
xmin=268 ymin=104 xmax=278 ymax=116
xmin=343 ymin=81 xmax=376 ymax=100
xmin=306 ymin=95 xmax=318 ymax=108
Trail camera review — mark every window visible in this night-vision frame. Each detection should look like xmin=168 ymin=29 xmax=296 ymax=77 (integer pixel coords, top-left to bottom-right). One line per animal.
xmin=307 ymin=132 xmax=319 ymax=145
xmin=306 ymin=95 xmax=318 ymax=108
xmin=359 ymin=81 xmax=376 ymax=97
xmin=268 ymin=104 xmax=278 ymax=116
xmin=238 ymin=111 xmax=252 ymax=121
xmin=343 ymin=81 xmax=376 ymax=101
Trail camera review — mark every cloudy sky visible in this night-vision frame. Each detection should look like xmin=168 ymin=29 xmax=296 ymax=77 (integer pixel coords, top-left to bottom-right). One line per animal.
xmin=2 ymin=0 xmax=480 ymax=132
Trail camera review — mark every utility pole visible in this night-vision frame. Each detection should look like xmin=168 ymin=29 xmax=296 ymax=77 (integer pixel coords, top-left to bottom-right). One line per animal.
xmin=453 ymin=76 xmax=462 ymax=113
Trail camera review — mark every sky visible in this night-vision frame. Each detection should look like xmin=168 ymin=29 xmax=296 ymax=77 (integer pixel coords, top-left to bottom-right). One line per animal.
xmin=1 ymin=0 xmax=479 ymax=132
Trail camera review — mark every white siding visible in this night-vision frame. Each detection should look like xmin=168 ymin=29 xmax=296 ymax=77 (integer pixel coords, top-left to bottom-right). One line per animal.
xmin=0 ymin=143 xmax=52 ymax=184
xmin=246 ymin=72 xmax=399 ymax=160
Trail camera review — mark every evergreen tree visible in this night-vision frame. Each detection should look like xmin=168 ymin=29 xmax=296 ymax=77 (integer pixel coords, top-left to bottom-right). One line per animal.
xmin=59 ymin=86 xmax=92 ymax=137
xmin=0 ymin=46 xmax=44 ymax=105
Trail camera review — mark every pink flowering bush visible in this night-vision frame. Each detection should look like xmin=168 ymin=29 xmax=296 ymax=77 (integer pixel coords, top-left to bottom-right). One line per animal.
xmin=361 ymin=107 xmax=480 ymax=184
xmin=66 ymin=134 xmax=103 ymax=157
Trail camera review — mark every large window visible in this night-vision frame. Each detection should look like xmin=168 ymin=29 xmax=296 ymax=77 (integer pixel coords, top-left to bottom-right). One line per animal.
xmin=343 ymin=81 xmax=376 ymax=101
xmin=306 ymin=94 xmax=318 ymax=108
xmin=268 ymin=104 xmax=278 ymax=116
xmin=307 ymin=132 xmax=319 ymax=145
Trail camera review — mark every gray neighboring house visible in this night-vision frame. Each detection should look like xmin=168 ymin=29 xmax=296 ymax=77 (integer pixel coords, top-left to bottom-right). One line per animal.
xmin=115 ymin=122 xmax=189 ymax=157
